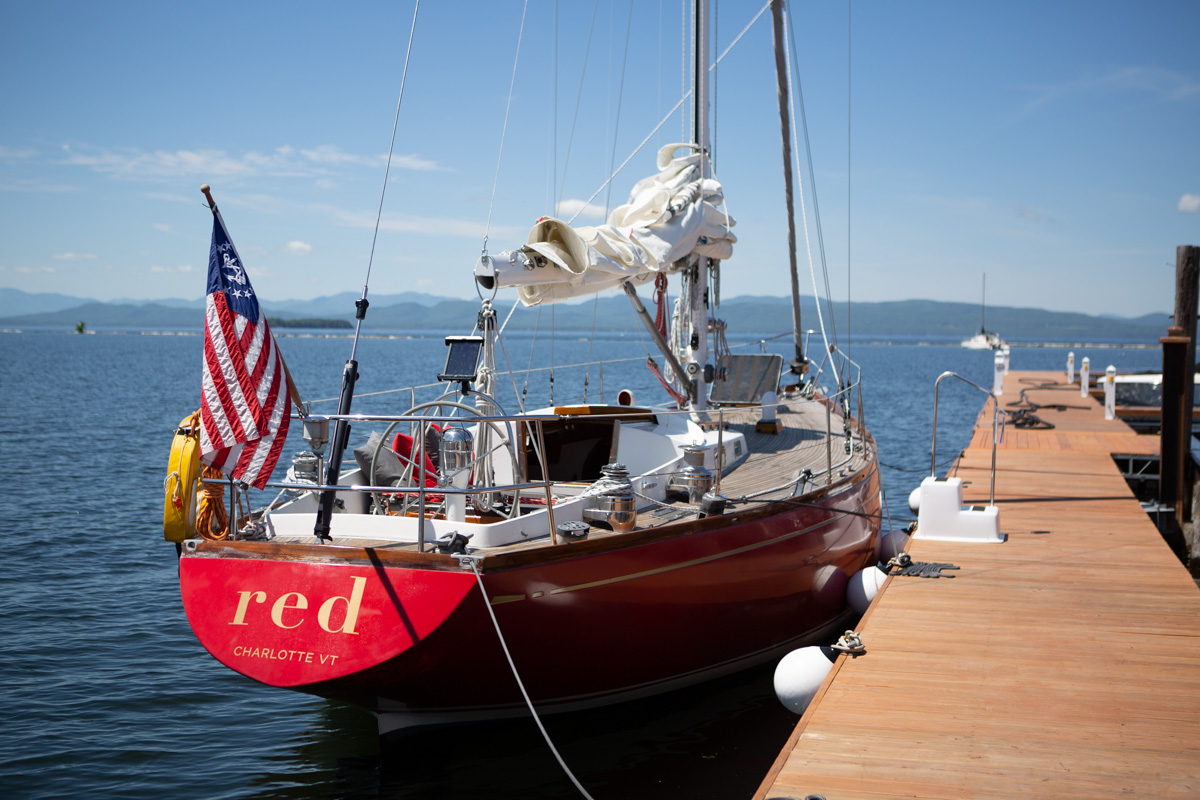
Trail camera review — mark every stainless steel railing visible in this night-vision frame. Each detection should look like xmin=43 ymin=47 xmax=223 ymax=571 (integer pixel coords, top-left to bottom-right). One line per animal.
xmin=929 ymin=371 xmax=1008 ymax=507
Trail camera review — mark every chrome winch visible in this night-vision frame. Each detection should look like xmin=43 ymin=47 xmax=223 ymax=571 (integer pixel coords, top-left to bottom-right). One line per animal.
xmin=582 ymin=463 xmax=638 ymax=532
xmin=668 ymin=444 xmax=714 ymax=503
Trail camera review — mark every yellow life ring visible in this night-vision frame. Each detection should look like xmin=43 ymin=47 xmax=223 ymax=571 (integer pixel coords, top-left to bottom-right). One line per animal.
xmin=163 ymin=411 xmax=202 ymax=542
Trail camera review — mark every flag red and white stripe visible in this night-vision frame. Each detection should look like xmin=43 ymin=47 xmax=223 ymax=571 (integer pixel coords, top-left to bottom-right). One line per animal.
xmin=199 ymin=210 xmax=290 ymax=489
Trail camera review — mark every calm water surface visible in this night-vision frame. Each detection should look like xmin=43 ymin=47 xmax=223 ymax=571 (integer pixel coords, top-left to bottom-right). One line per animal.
xmin=0 ymin=329 xmax=1163 ymax=798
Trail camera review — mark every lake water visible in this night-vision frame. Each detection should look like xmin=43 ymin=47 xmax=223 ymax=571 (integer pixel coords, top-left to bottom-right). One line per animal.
xmin=0 ymin=327 xmax=1165 ymax=798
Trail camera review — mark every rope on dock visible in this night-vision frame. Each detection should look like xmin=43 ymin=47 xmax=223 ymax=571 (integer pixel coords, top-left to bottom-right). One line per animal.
xmin=884 ymin=553 xmax=959 ymax=578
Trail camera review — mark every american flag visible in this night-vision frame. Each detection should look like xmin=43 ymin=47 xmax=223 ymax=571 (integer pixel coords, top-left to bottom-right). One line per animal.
xmin=199 ymin=210 xmax=290 ymax=489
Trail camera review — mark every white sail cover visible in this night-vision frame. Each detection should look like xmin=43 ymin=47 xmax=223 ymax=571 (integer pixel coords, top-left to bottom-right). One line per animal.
xmin=477 ymin=143 xmax=737 ymax=306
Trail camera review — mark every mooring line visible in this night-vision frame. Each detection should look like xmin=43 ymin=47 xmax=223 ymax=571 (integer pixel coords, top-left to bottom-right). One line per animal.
xmin=465 ymin=558 xmax=596 ymax=800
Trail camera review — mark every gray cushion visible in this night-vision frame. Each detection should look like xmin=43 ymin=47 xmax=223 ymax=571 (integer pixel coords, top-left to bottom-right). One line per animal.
xmin=352 ymin=431 xmax=406 ymax=487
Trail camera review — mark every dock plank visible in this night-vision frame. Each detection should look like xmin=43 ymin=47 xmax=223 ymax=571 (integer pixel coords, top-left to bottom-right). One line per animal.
xmin=755 ymin=370 xmax=1200 ymax=800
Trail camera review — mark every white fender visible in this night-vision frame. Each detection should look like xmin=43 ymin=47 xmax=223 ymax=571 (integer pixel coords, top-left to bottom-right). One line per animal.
xmin=774 ymin=646 xmax=836 ymax=714
xmin=847 ymin=566 xmax=888 ymax=614
xmin=908 ymin=486 xmax=922 ymax=514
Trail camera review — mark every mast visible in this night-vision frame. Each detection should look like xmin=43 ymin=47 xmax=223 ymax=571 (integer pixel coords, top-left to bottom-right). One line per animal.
xmin=686 ymin=0 xmax=711 ymax=411
xmin=980 ymin=273 xmax=986 ymax=334
xmin=770 ymin=0 xmax=806 ymax=374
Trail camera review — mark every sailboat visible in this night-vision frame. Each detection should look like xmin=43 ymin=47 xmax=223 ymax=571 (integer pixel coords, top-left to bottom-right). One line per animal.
xmin=961 ymin=273 xmax=1005 ymax=349
xmin=166 ymin=0 xmax=881 ymax=736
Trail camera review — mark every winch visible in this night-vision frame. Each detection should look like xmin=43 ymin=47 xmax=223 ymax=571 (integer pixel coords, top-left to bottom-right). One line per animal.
xmin=582 ymin=463 xmax=638 ymax=532
xmin=669 ymin=444 xmax=714 ymax=503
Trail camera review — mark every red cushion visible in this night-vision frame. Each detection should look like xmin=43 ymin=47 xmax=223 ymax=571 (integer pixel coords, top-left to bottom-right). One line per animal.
xmin=391 ymin=432 xmax=439 ymax=488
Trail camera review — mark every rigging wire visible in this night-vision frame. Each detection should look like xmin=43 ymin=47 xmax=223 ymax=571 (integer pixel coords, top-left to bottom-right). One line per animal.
xmin=584 ymin=293 xmax=599 ymax=401
xmin=557 ymin=0 xmax=601 ymax=213
xmin=781 ymin=0 xmax=832 ymax=362
xmin=352 ymin=0 xmax=421 ymax=362
xmin=567 ymin=93 xmax=689 ymax=225
xmin=711 ymin=1 xmax=771 ymax=69
xmin=788 ymin=9 xmax=837 ymax=354
xmin=603 ymin=0 xmax=635 ymax=217
xmin=552 ymin=1 xmax=558 ymax=211
xmin=550 ymin=305 xmax=556 ymax=405
xmin=567 ymin=0 xmax=768 ymax=227
xmin=498 ymin=297 xmax=522 ymax=337
xmin=482 ymin=0 xmax=530 ymax=248
xmin=681 ymin=0 xmax=687 ymax=142
xmin=521 ymin=305 xmax=542 ymax=408
xmin=787 ymin=3 xmax=839 ymax=357
xmin=494 ymin=331 xmax=526 ymax=414
xmin=847 ymin=0 xmax=852 ymax=361
xmin=305 ymin=331 xmax=800 ymax=405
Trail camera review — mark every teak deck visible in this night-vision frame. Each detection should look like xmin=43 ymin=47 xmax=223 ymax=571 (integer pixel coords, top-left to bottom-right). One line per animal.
xmin=756 ymin=370 xmax=1200 ymax=799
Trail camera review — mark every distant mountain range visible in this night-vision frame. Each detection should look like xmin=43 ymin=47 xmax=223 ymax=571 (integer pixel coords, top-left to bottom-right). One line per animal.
xmin=0 ymin=286 xmax=1177 ymax=342
xmin=0 ymin=288 xmax=448 ymax=318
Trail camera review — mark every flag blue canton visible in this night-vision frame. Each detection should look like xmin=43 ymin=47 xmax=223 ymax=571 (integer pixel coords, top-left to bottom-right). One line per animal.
xmin=206 ymin=218 xmax=260 ymax=321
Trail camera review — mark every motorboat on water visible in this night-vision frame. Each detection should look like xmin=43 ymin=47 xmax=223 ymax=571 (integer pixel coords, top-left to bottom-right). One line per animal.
xmin=164 ymin=0 xmax=883 ymax=737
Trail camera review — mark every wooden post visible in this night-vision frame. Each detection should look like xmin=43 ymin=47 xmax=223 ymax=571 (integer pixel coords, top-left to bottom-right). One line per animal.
xmin=1173 ymin=245 xmax=1199 ymax=553
xmin=1160 ymin=325 xmax=1189 ymax=513
xmin=1175 ymin=245 xmax=1198 ymax=442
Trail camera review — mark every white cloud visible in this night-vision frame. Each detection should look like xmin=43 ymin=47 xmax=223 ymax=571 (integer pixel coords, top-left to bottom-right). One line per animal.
xmin=283 ymin=240 xmax=313 ymax=255
xmin=12 ymin=265 xmax=56 ymax=274
xmin=390 ymin=154 xmax=444 ymax=172
xmin=1024 ymin=66 xmax=1200 ymax=113
xmin=299 ymin=144 xmax=374 ymax=166
xmin=1178 ymin=194 xmax=1200 ymax=214
xmin=153 ymin=223 xmax=174 ymax=234
xmin=297 ymin=145 xmax=443 ymax=171
xmin=323 ymin=204 xmax=517 ymax=239
xmin=59 ymin=143 xmax=442 ymax=181
xmin=0 ymin=178 xmax=77 ymax=193
xmin=150 ymin=264 xmax=195 ymax=273
xmin=52 ymin=252 xmax=97 ymax=260
xmin=0 ymin=145 xmax=36 ymax=160
xmin=556 ymin=198 xmax=606 ymax=220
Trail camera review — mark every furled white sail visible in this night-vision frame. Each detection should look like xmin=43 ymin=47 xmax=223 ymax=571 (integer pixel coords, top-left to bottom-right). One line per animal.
xmin=475 ymin=143 xmax=737 ymax=305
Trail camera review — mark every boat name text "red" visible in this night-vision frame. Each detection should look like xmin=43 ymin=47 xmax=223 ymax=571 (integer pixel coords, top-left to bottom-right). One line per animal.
xmin=228 ymin=575 xmax=367 ymax=634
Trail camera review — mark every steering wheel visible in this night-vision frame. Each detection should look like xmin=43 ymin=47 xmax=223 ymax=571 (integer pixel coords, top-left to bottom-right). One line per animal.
xmin=369 ymin=398 xmax=522 ymax=519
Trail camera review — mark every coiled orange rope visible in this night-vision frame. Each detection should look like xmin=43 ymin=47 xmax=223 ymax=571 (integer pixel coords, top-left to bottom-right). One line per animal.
xmin=196 ymin=466 xmax=230 ymax=540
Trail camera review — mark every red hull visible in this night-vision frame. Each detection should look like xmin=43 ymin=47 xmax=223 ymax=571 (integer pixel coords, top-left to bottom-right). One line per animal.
xmin=180 ymin=465 xmax=880 ymax=726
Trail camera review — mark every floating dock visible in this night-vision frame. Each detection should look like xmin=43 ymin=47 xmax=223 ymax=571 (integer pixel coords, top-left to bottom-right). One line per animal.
xmin=756 ymin=370 xmax=1200 ymax=799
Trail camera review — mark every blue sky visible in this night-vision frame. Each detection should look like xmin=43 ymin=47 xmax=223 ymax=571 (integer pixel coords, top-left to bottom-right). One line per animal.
xmin=2 ymin=0 xmax=1197 ymax=317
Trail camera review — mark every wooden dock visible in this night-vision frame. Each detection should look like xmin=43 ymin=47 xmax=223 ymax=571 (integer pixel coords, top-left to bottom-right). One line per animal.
xmin=755 ymin=370 xmax=1200 ymax=799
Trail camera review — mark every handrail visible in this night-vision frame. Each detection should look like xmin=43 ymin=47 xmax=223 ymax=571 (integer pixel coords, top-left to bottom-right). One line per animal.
xmin=261 ymin=378 xmax=870 ymax=541
xmin=308 ymin=411 xmax=559 ymax=424
xmin=930 ymin=371 xmax=1008 ymax=507
xmin=246 ymin=478 xmax=554 ymax=496
xmin=305 ymin=331 xmax=806 ymax=406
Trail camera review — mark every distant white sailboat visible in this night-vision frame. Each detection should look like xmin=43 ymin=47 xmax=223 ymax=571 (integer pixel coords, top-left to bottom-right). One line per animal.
xmin=961 ymin=273 xmax=1005 ymax=350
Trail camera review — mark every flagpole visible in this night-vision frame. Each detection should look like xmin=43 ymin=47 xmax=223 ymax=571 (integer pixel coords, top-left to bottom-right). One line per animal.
xmin=200 ymin=185 xmax=307 ymax=415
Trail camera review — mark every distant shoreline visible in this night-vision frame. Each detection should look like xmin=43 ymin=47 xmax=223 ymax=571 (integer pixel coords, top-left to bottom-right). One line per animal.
xmin=0 ymin=326 xmax=1161 ymax=349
